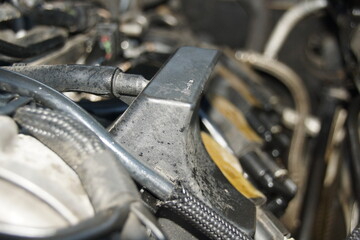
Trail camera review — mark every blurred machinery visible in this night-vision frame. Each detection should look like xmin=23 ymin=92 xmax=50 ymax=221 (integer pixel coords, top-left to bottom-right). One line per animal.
xmin=0 ymin=0 xmax=359 ymax=239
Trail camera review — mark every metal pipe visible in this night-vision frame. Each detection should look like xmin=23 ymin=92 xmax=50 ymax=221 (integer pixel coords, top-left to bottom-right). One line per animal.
xmin=0 ymin=68 xmax=174 ymax=200
xmin=263 ymin=0 xmax=328 ymax=59
xmin=0 ymin=69 xmax=253 ymax=240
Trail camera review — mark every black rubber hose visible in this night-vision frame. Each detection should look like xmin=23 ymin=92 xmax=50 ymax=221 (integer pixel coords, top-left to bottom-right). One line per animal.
xmin=11 ymin=107 xmax=162 ymax=239
xmin=0 ymin=35 xmax=66 ymax=59
xmin=3 ymin=65 xmax=149 ymax=97
xmin=14 ymin=106 xmax=139 ymax=212
xmin=4 ymin=65 xmax=115 ymax=96
xmin=346 ymin=225 xmax=360 ymax=240
xmin=0 ymin=69 xmax=252 ymax=240
xmin=0 ymin=68 xmax=174 ymax=200
xmin=163 ymin=186 xmax=252 ymax=240
xmin=30 ymin=5 xmax=97 ymax=33
xmin=347 ymin=96 xmax=360 ymax=203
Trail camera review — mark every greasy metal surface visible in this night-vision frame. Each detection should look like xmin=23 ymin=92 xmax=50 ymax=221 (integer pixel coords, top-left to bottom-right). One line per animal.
xmin=114 ymin=72 xmax=149 ymax=97
xmin=109 ymin=46 xmax=256 ymax=234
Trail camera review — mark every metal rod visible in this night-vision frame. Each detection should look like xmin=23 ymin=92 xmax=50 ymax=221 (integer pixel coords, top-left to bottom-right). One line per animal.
xmin=263 ymin=0 xmax=328 ymax=59
xmin=0 ymin=68 xmax=174 ymax=200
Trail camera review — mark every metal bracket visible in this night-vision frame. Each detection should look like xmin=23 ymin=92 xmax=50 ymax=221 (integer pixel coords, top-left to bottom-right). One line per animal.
xmin=109 ymin=46 xmax=255 ymax=235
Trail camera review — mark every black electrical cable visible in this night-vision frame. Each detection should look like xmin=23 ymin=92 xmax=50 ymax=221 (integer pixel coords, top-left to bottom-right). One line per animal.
xmin=0 ymin=35 xmax=66 ymax=59
xmin=0 ymin=69 xmax=253 ymax=240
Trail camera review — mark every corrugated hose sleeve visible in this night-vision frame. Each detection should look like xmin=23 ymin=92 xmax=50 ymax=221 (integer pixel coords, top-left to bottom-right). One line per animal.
xmin=347 ymin=226 xmax=360 ymax=240
xmin=163 ymin=186 xmax=252 ymax=240
xmin=14 ymin=106 xmax=140 ymax=212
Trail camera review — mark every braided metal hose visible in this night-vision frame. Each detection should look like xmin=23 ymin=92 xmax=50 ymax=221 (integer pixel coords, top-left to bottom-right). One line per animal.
xmin=347 ymin=226 xmax=360 ymax=240
xmin=163 ymin=186 xmax=252 ymax=240
xmin=14 ymin=106 xmax=104 ymax=158
xmin=0 ymin=68 xmax=174 ymax=200
xmin=13 ymin=106 xmax=140 ymax=212
xmin=15 ymin=106 xmax=251 ymax=239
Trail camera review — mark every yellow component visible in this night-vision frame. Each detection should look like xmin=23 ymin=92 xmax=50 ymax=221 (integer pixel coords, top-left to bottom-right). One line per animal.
xmin=210 ymin=95 xmax=263 ymax=144
xmin=201 ymin=132 xmax=264 ymax=200
xmin=216 ymin=64 xmax=261 ymax=108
